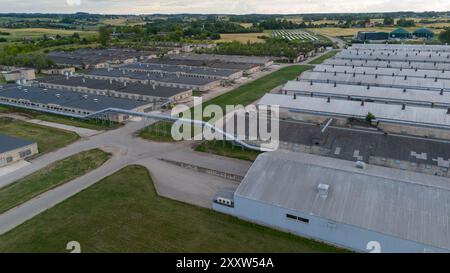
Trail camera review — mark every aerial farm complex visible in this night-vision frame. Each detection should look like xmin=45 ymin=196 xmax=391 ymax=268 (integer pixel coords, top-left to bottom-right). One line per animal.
xmin=214 ymin=44 xmax=450 ymax=253
xmin=3 ymin=35 xmax=450 ymax=253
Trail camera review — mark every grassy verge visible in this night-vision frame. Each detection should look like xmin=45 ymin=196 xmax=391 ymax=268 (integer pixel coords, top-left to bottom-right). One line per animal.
xmin=138 ymin=121 xmax=176 ymax=142
xmin=0 ymin=165 xmax=345 ymax=253
xmin=0 ymin=149 xmax=111 ymax=214
xmin=308 ymin=50 xmax=339 ymax=64
xmin=0 ymin=105 xmax=121 ymax=130
xmin=0 ymin=117 xmax=79 ymax=154
xmin=195 ymin=141 xmax=261 ymax=161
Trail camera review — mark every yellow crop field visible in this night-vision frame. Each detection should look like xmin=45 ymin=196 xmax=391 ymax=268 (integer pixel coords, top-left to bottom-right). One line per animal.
xmin=0 ymin=27 xmax=96 ymax=41
xmin=218 ymin=33 xmax=267 ymax=43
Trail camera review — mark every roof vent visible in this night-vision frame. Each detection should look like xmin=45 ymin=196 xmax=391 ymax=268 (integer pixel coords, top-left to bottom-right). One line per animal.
xmin=356 ymin=161 xmax=366 ymax=169
xmin=317 ymin=184 xmax=329 ymax=199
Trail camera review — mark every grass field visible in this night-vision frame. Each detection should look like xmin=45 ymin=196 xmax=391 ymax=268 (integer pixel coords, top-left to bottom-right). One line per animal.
xmin=0 ymin=27 xmax=96 ymax=41
xmin=218 ymin=33 xmax=267 ymax=43
xmin=0 ymin=117 xmax=79 ymax=154
xmin=195 ymin=141 xmax=261 ymax=161
xmin=0 ymin=105 xmax=121 ymax=130
xmin=0 ymin=149 xmax=111 ymax=214
xmin=309 ymin=50 xmax=340 ymax=64
xmin=138 ymin=121 xmax=177 ymax=142
xmin=0 ymin=165 xmax=345 ymax=253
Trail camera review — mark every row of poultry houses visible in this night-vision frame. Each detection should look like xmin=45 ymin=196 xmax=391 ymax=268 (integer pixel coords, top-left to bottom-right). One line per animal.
xmin=259 ymin=44 xmax=450 ymax=140
xmin=213 ymin=44 xmax=450 ymax=253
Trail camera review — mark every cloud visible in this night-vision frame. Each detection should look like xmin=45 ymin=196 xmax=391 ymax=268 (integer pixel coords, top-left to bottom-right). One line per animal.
xmin=66 ymin=0 xmax=81 ymax=6
xmin=0 ymin=0 xmax=449 ymax=14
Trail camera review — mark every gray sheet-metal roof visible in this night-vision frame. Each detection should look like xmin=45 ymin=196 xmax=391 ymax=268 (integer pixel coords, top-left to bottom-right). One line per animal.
xmin=342 ymin=49 xmax=450 ymax=59
xmin=0 ymin=133 xmax=35 ymax=154
xmin=84 ymin=68 xmax=218 ymax=86
xmin=147 ymin=58 xmax=257 ymax=71
xmin=336 ymin=51 xmax=450 ymax=63
xmin=48 ymin=48 xmax=156 ymax=66
xmin=324 ymin=58 xmax=450 ymax=71
xmin=236 ymin=150 xmax=450 ymax=251
xmin=314 ymin=64 xmax=450 ymax=80
xmin=120 ymin=62 xmax=240 ymax=78
xmin=0 ymin=84 xmax=148 ymax=111
xmin=169 ymin=53 xmax=272 ymax=65
xmin=300 ymin=71 xmax=450 ymax=91
xmin=283 ymin=81 xmax=450 ymax=107
xmin=350 ymin=44 xmax=450 ymax=52
xmin=40 ymin=76 xmax=190 ymax=98
xmin=258 ymin=93 xmax=450 ymax=129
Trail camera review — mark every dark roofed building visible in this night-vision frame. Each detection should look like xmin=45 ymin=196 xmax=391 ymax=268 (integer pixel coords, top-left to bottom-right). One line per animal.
xmin=413 ymin=28 xmax=435 ymax=39
xmin=0 ymin=84 xmax=154 ymax=121
xmin=390 ymin=28 xmax=412 ymax=39
xmin=39 ymin=76 xmax=192 ymax=102
xmin=356 ymin=31 xmax=389 ymax=41
xmin=0 ymin=134 xmax=38 ymax=167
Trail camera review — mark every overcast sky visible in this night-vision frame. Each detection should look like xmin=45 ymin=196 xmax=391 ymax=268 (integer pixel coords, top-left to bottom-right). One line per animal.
xmin=1 ymin=0 xmax=450 ymax=14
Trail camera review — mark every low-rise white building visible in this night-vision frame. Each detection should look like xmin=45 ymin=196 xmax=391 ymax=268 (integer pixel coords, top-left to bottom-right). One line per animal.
xmin=214 ymin=151 xmax=450 ymax=253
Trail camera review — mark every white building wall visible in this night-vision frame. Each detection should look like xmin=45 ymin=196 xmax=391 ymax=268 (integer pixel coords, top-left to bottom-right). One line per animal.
xmin=214 ymin=196 xmax=447 ymax=253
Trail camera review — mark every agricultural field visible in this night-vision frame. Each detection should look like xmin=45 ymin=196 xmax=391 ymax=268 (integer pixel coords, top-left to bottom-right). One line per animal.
xmin=218 ymin=33 xmax=267 ymax=43
xmin=272 ymin=29 xmax=319 ymax=41
xmin=0 ymin=27 xmax=96 ymax=41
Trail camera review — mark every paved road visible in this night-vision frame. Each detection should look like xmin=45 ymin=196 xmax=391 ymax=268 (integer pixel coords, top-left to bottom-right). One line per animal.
xmin=0 ymin=117 xmax=248 ymax=235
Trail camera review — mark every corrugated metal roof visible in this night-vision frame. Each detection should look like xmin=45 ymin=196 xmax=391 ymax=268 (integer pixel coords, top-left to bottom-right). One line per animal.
xmin=324 ymin=58 xmax=450 ymax=71
xmin=336 ymin=51 xmax=450 ymax=63
xmin=300 ymin=71 xmax=450 ymax=91
xmin=314 ymin=64 xmax=450 ymax=80
xmin=121 ymin=62 xmax=240 ymax=78
xmin=39 ymin=76 xmax=190 ymax=98
xmin=85 ymin=68 xmax=218 ymax=86
xmin=350 ymin=44 xmax=450 ymax=52
xmin=236 ymin=150 xmax=450 ymax=251
xmin=0 ymin=84 xmax=148 ymax=111
xmin=0 ymin=134 xmax=35 ymax=154
xmin=283 ymin=81 xmax=450 ymax=107
xmin=169 ymin=53 xmax=272 ymax=65
xmin=258 ymin=93 xmax=450 ymax=129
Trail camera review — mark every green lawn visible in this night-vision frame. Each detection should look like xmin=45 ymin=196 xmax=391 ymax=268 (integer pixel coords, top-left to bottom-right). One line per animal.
xmin=0 ymin=149 xmax=111 ymax=214
xmin=0 ymin=165 xmax=345 ymax=253
xmin=0 ymin=117 xmax=79 ymax=154
xmin=0 ymin=105 xmax=121 ymax=130
xmin=195 ymin=141 xmax=261 ymax=161
xmin=138 ymin=121 xmax=177 ymax=142
xmin=308 ymin=50 xmax=340 ymax=64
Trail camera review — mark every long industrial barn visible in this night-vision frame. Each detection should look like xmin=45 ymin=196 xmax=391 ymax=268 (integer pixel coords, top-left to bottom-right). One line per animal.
xmin=39 ymin=76 xmax=192 ymax=103
xmin=324 ymin=58 xmax=450 ymax=71
xmin=299 ymin=71 xmax=450 ymax=91
xmin=313 ymin=64 xmax=450 ymax=80
xmin=0 ymin=84 xmax=153 ymax=121
xmin=214 ymin=151 xmax=450 ymax=253
xmin=119 ymin=62 xmax=243 ymax=80
xmin=83 ymin=68 xmax=221 ymax=91
xmin=282 ymin=81 xmax=450 ymax=108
